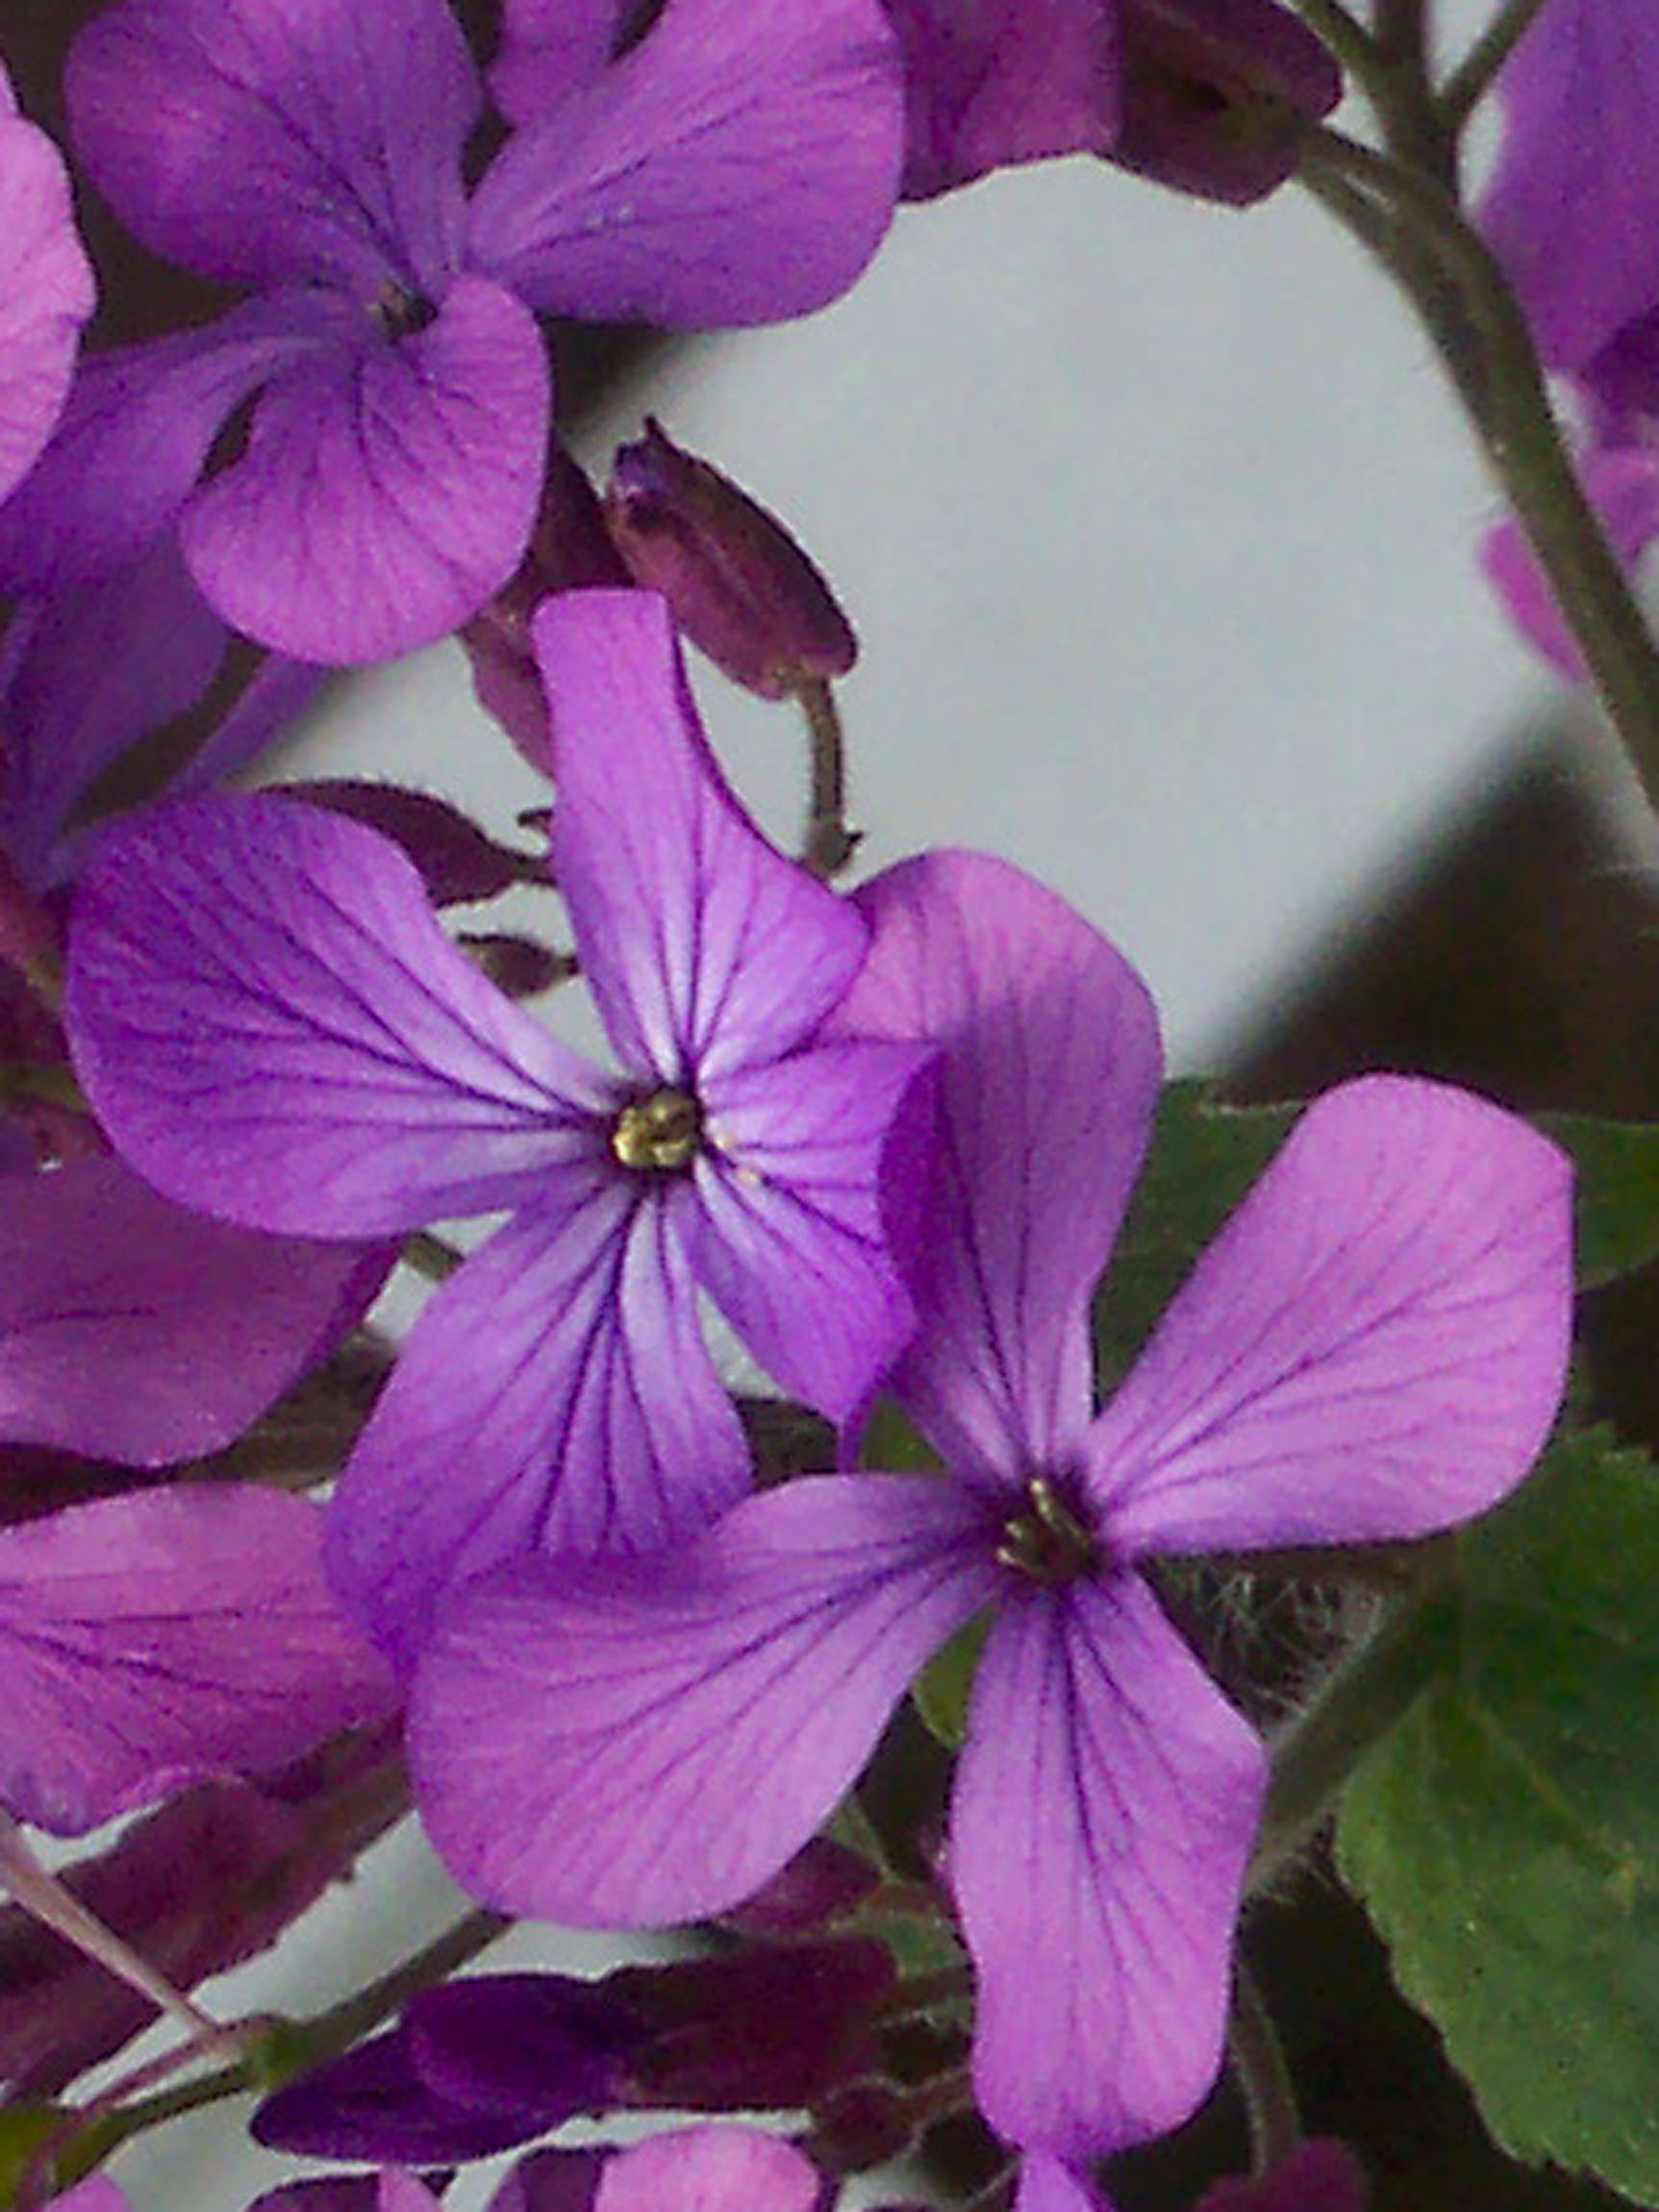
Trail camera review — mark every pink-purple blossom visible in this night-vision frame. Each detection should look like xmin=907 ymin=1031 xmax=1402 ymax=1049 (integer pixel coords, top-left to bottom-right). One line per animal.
xmin=409 ymin=851 xmax=1571 ymax=2165
xmin=0 ymin=0 xmax=904 ymax=664
xmin=63 ymin=591 xmax=935 ymax=1668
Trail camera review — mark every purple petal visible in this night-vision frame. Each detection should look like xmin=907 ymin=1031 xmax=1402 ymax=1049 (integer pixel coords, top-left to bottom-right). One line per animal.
xmin=1479 ymin=0 xmax=1659 ymax=367
xmin=491 ymin=0 xmax=636 ymax=119
xmin=67 ymin=0 xmax=477 ymax=297
xmin=953 ymin=1574 xmax=1265 ymax=2158
xmin=0 ymin=539 xmax=228 ymax=886
xmin=182 ymin=277 xmax=550 ymax=663
xmin=0 ymin=1152 xmax=388 ymax=1465
xmin=163 ymin=652 xmax=326 ymax=799
xmin=327 ymin=1183 xmax=748 ymax=1671
xmin=410 ymin=1474 xmax=994 ymax=1923
xmin=883 ymin=0 xmax=1119 ymax=201
xmin=1090 ymin=1076 xmax=1573 ymax=1557
xmin=826 ymin=851 xmax=1162 ymax=1484
xmin=0 ymin=94 xmax=94 ymax=504
xmin=468 ymin=0 xmax=903 ymax=326
xmin=66 ymin=792 xmax=612 ymax=1238
xmin=1017 ymin=2159 xmax=1118 ymax=2212
xmin=682 ymin=1037 xmax=936 ymax=1420
xmin=44 ymin=2186 xmax=128 ymax=2212
xmin=0 ymin=1485 xmax=395 ymax=1834
xmin=595 ymin=2128 xmax=825 ymax=2212
xmin=536 ymin=591 xmax=868 ymax=1081
xmin=1480 ymin=440 xmax=1659 ymax=681
xmin=0 ymin=293 xmax=353 ymax=595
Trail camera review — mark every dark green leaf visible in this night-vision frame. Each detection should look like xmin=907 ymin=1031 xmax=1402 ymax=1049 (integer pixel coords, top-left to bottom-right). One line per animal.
xmin=1093 ymin=1080 xmax=1298 ymax=1385
xmin=912 ymin=1610 xmax=992 ymax=1750
xmin=1539 ymin=1111 xmax=1659 ymax=1288
xmin=1336 ymin=1427 xmax=1659 ymax=2199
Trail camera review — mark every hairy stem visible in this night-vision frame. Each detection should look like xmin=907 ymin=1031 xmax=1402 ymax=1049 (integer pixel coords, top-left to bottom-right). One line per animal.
xmin=1229 ymin=1961 xmax=1301 ymax=2174
xmin=1440 ymin=0 xmax=1546 ymax=130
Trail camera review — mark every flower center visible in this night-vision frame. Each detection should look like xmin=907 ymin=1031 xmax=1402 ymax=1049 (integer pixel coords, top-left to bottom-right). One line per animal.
xmin=995 ymin=1476 xmax=1099 ymax=1587
xmin=371 ymin=280 xmax=439 ymax=339
xmin=611 ymin=1088 xmax=702 ymax=1174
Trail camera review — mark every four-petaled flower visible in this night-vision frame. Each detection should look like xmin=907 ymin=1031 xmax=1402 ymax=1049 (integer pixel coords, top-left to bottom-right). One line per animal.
xmin=64 ymin=591 xmax=936 ymax=1670
xmin=410 ymin=849 xmax=1571 ymax=2166
xmin=0 ymin=0 xmax=904 ymax=663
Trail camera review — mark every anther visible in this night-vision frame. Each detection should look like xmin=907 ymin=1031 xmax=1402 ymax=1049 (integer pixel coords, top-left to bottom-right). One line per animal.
xmin=994 ymin=1476 xmax=1099 ymax=1586
xmin=611 ymin=1088 xmax=702 ymax=1173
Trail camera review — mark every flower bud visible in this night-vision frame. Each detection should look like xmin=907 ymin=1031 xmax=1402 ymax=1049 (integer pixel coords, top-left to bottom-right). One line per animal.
xmin=604 ymin=420 xmax=857 ymax=699
xmin=1113 ymin=0 xmax=1343 ymax=206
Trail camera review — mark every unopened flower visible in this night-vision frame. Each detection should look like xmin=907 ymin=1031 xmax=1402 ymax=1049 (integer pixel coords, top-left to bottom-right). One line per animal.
xmin=0 ymin=0 xmax=903 ymax=663
xmin=412 ymin=851 xmax=1571 ymax=2165
xmin=65 ymin=592 xmax=936 ymax=1667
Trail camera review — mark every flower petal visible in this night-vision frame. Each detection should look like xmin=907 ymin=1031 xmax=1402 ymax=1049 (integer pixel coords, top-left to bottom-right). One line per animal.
xmin=328 ymin=1184 xmax=749 ymax=1671
xmin=182 ymin=277 xmax=550 ymax=663
xmin=596 ymin=2128 xmax=824 ymax=2212
xmin=0 ymin=97 xmax=94 ymax=504
xmin=67 ymin=792 xmax=610 ymax=1237
xmin=0 ymin=294 xmax=351 ymax=594
xmin=0 ymin=1153 xmax=388 ymax=1466
xmin=827 ymin=851 xmax=1162 ymax=1483
xmin=883 ymin=0 xmax=1119 ymax=201
xmin=683 ymin=1037 xmax=936 ymax=1420
xmin=410 ymin=1474 xmax=993 ymax=1923
xmin=490 ymin=0 xmax=636 ymax=120
xmin=0 ymin=539 xmax=228 ymax=886
xmin=467 ymin=0 xmax=903 ymax=325
xmin=0 ymin=1485 xmax=395 ymax=1835
xmin=1479 ymin=0 xmax=1659 ymax=367
xmin=953 ymin=1573 xmax=1265 ymax=2158
xmin=1091 ymin=1076 xmax=1573 ymax=1557
xmin=1480 ymin=440 xmax=1659 ymax=682
xmin=1017 ymin=2157 xmax=1119 ymax=2212
xmin=536 ymin=591 xmax=868 ymax=1082
xmin=67 ymin=0 xmax=477 ymax=297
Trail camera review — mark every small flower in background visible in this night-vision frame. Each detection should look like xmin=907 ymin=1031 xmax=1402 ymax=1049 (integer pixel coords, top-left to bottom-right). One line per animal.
xmin=63 ymin=591 xmax=937 ymax=1668
xmin=0 ymin=0 xmax=905 ymax=664
xmin=411 ymin=850 xmax=1571 ymax=2167
xmin=0 ymin=58 xmax=94 ymax=507
xmin=1476 ymin=0 xmax=1659 ymax=675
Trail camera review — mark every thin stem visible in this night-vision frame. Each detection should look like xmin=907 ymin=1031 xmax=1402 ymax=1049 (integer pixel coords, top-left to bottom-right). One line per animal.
xmin=1248 ymin=1592 xmax=1452 ymax=1894
xmin=795 ymin=680 xmax=859 ymax=879
xmin=1229 ymin=1962 xmax=1301 ymax=2175
xmin=1302 ymin=126 xmax=1659 ymax=815
xmin=1285 ymin=0 xmax=1378 ymax=76
xmin=403 ymin=1229 xmax=465 ymax=1284
xmin=0 ymin=1814 xmax=228 ymax=2053
xmin=1440 ymin=0 xmax=1547 ymax=131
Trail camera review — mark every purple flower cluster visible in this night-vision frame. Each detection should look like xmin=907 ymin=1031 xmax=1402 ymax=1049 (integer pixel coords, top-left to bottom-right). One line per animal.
xmin=0 ymin=5 xmax=1583 ymax=2206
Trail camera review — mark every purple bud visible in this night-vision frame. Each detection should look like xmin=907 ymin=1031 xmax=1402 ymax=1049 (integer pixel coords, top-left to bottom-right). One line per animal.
xmin=252 ymin=2028 xmax=546 ymax=2162
xmin=455 ymin=934 xmax=572 ymax=1000
xmin=461 ymin=449 xmax=629 ymax=773
xmin=604 ymin=421 xmax=858 ymax=700
xmin=283 ymin=784 xmax=544 ymax=909
xmin=612 ymin=1938 xmax=895 ymax=2112
xmin=1112 ymin=0 xmax=1343 ymax=206
xmin=718 ymin=1837 xmax=881 ymax=1937
xmin=1195 ymin=2140 xmax=1370 ymax=2212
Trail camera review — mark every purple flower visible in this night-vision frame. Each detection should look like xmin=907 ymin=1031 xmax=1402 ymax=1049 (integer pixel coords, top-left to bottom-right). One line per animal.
xmin=0 ymin=60 xmax=94 ymax=506
xmin=408 ymin=851 xmax=1571 ymax=2164
xmin=0 ymin=1482 xmax=395 ymax=1836
xmin=64 ymin=591 xmax=935 ymax=1667
xmin=0 ymin=0 xmax=903 ymax=663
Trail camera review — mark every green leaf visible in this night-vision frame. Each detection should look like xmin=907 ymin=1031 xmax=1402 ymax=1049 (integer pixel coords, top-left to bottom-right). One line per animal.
xmin=1093 ymin=1080 xmax=1298 ymax=1384
xmin=1336 ymin=1427 xmax=1659 ymax=2199
xmin=912 ymin=1610 xmax=992 ymax=1749
xmin=1539 ymin=1110 xmax=1659 ymax=1288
